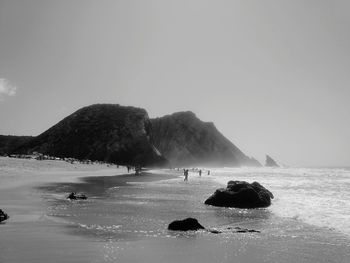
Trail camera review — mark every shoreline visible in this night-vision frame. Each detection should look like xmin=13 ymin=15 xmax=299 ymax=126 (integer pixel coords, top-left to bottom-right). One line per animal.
xmin=0 ymin=157 xmax=133 ymax=263
xmin=0 ymin=157 xmax=177 ymax=223
xmin=0 ymin=157 xmax=182 ymax=263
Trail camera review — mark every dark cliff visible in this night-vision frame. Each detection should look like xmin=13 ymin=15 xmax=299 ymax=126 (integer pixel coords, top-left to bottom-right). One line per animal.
xmin=0 ymin=135 xmax=33 ymax=155
xmin=4 ymin=105 xmax=262 ymax=168
xmin=14 ymin=104 xmax=167 ymax=167
xmin=151 ymin=111 xmax=261 ymax=167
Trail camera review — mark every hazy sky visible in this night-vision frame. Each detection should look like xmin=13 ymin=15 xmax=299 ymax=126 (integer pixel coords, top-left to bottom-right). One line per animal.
xmin=1 ymin=0 xmax=349 ymax=167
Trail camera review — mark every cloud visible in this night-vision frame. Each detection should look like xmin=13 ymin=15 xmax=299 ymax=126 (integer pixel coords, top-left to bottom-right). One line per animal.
xmin=0 ymin=78 xmax=17 ymax=100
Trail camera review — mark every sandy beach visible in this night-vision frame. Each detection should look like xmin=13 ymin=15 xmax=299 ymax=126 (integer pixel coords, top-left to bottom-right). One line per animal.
xmin=1 ymin=157 xmax=349 ymax=263
xmin=0 ymin=157 xmax=127 ymax=262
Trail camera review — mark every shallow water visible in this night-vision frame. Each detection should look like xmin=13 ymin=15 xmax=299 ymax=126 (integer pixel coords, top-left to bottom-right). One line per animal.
xmin=209 ymin=167 xmax=350 ymax=237
xmin=38 ymin=170 xmax=350 ymax=263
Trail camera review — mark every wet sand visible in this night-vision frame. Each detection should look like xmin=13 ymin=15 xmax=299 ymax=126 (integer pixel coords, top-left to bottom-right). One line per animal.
xmin=0 ymin=157 xmax=129 ymax=263
xmin=1 ymin=157 xmax=349 ymax=263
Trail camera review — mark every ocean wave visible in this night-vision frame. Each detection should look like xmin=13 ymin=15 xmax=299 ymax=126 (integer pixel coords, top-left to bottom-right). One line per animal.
xmin=210 ymin=167 xmax=350 ymax=237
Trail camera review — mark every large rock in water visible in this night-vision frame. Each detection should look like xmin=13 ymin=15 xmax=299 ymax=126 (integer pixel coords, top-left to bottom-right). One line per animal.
xmin=151 ymin=112 xmax=261 ymax=167
xmin=265 ymin=154 xmax=279 ymax=167
xmin=205 ymin=181 xmax=274 ymax=208
xmin=14 ymin=104 xmax=167 ymax=167
xmin=168 ymin=218 xmax=205 ymax=231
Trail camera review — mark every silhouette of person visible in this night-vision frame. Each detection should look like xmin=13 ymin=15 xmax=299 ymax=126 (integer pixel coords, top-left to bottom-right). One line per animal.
xmin=184 ymin=169 xmax=189 ymax=181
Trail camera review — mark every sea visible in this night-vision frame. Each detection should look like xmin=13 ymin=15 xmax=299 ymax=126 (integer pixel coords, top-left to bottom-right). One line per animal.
xmin=210 ymin=167 xmax=350 ymax=237
xmin=38 ymin=166 xmax=350 ymax=262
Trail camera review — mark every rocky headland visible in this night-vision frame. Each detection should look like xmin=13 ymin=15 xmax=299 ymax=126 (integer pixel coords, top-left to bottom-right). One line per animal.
xmin=151 ymin=111 xmax=261 ymax=167
xmin=13 ymin=104 xmax=167 ymax=167
xmin=1 ymin=104 xmax=262 ymax=168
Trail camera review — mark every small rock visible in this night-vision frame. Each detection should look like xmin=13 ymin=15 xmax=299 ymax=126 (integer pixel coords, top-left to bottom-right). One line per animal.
xmin=168 ymin=218 xmax=205 ymax=231
xmin=67 ymin=192 xmax=87 ymax=200
xmin=208 ymin=229 xmax=222 ymax=234
xmin=0 ymin=209 xmax=9 ymax=223
xmin=228 ymin=226 xmax=260 ymax=233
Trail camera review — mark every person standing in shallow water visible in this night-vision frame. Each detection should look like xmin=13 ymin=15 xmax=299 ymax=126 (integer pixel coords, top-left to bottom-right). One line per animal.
xmin=184 ymin=169 xmax=189 ymax=181
xmin=199 ymin=170 xmax=202 ymax=176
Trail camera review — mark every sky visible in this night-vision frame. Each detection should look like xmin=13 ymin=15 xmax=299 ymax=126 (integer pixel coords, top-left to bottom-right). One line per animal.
xmin=0 ymin=0 xmax=349 ymax=167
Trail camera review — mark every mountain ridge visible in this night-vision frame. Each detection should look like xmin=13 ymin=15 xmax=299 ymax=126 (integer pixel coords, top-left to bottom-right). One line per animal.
xmin=13 ymin=104 xmax=167 ymax=167
xmin=1 ymin=104 xmax=261 ymax=167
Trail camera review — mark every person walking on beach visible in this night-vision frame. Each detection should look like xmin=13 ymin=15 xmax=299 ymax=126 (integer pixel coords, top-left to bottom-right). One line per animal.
xmin=199 ymin=169 xmax=202 ymax=176
xmin=135 ymin=166 xmax=141 ymax=175
xmin=184 ymin=169 xmax=189 ymax=181
xmin=207 ymin=170 xmax=210 ymax=175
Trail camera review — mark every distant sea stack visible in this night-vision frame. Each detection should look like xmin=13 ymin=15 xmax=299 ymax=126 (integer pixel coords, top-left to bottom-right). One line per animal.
xmin=265 ymin=154 xmax=279 ymax=167
xmin=151 ymin=111 xmax=261 ymax=167
xmin=14 ymin=104 xmax=167 ymax=167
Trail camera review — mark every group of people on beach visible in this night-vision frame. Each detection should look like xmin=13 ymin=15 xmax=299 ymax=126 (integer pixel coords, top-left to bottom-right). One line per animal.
xmin=126 ymin=165 xmax=142 ymax=175
xmin=125 ymin=164 xmax=210 ymax=181
xmin=183 ymin=168 xmax=210 ymax=181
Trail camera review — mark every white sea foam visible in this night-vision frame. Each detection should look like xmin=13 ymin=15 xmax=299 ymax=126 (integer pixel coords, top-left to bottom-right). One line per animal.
xmin=209 ymin=167 xmax=350 ymax=236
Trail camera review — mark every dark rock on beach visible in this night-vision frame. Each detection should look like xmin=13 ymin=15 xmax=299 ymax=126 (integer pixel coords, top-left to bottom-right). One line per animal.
xmin=168 ymin=218 xmax=205 ymax=231
xmin=0 ymin=209 xmax=9 ymax=222
xmin=67 ymin=192 xmax=87 ymax=200
xmin=205 ymin=180 xmax=274 ymax=208
xmin=208 ymin=229 xmax=222 ymax=234
xmin=227 ymin=226 xmax=261 ymax=233
xmin=265 ymin=154 xmax=279 ymax=167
